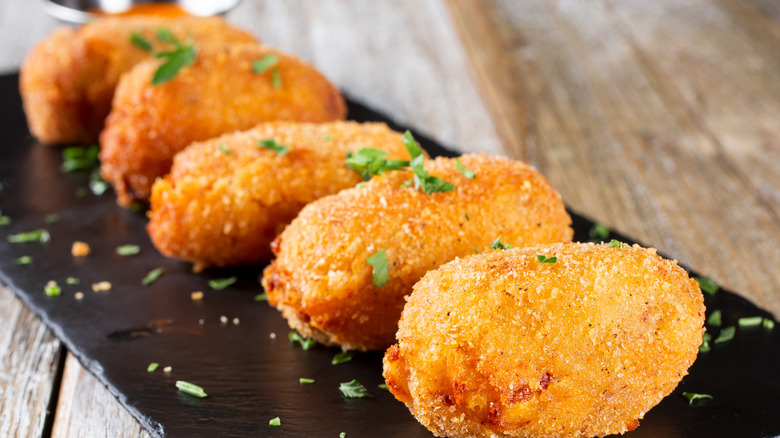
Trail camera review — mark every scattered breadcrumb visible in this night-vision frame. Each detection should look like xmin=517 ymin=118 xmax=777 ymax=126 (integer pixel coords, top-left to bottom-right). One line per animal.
xmin=191 ymin=291 xmax=204 ymax=301
xmin=232 ymin=317 xmax=240 ymax=325
xmin=269 ymin=332 xmax=277 ymax=339
xmin=71 ymin=241 xmax=90 ymax=256
xmin=74 ymin=291 xmax=84 ymax=300
xmin=92 ymin=281 xmax=111 ymax=292
xmin=198 ymin=319 xmax=205 ymax=325
xmin=220 ymin=315 xmax=228 ymax=324
xmin=163 ymin=366 xmax=172 ymax=373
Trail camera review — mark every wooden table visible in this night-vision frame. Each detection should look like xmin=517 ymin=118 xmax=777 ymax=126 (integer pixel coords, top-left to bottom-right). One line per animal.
xmin=2 ymin=0 xmax=778 ymax=436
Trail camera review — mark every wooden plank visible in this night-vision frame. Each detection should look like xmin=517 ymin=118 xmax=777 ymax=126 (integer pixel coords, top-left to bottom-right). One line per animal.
xmin=51 ymin=353 xmax=149 ymax=438
xmin=0 ymin=285 xmax=62 ymax=438
xmin=447 ymin=0 xmax=780 ymax=316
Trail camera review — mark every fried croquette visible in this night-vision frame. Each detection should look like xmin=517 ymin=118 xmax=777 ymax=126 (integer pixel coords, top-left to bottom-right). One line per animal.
xmin=147 ymin=121 xmax=414 ymax=271
xmin=100 ymin=44 xmax=347 ymax=206
xmin=19 ymin=16 xmax=257 ymax=144
xmin=383 ymin=242 xmax=706 ymax=438
xmin=262 ymin=154 xmax=573 ymax=351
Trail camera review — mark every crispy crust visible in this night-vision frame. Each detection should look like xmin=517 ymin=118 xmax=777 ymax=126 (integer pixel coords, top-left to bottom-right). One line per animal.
xmin=147 ymin=121 xmax=412 ymax=271
xmin=19 ymin=16 xmax=257 ymax=144
xmin=383 ymin=242 xmax=705 ymax=438
xmin=262 ymin=154 xmax=573 ymax=351
xmin=100 ymin=44 xmax=347 ymax=206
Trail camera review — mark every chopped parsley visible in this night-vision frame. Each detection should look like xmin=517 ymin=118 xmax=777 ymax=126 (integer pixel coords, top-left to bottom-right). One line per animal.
xmin=44 ymin=281 xmax=61 ymax=297
xmin=254 ymin=293 xmax=268 ymax=301
xmin=472 ymin=244 xmax=480 ymax=254
xmin=331 ymin=351 xmax=355 ymax=365
xmin=289 ymin=331 xmax=317 ymax=350
xmin=44 ymin=214 xmax=59 ymax=224
xmin=15 ymin=256 xmax=32 ymax=265
xmin=455 ymin=157 xmax=476 ymax=179
xmin=764 ymin=318 xmax=775 ymax=330
xmin=682 ymin=392 xmax=713 ymax=406
xmin=89 ymin=169 xmax=109 ymax=195
xmin=404 ymin=131 xmax=455 ymax=194
xmin=147 ymin=27 xmax=198 ymax=86
xmin=699 ymin=332 xmax=711 ymax=353
xmin=377 ymin=383 xmax=389 ymax=390
xmin=340 ymin=433 xmax=346 ymax=438
xmin=345 ymin=148 xmax=408 ymax=181
xmin=271 ymin=69 xmax=282 ymax=88
xmin=61 ymin=145 xmax=100 ymax=173
xmin=609 ymin=239 xmax=628 ymax=248
xmin=465 ymin=213 xmax=470 ymax=221
xmin=147 ymin=362 xmax=159 ymax=372
xmin=706 ymin=310 xmax=722 ymax=327
xmin=695 ymin=277 xmax=719 ymax=295
xmin=490 ymin=236 xmax=513 ymax=250
xmin=208 ymin=277 xmax=237 ymax=290
xmin=299 ymin=378 xmax=315 ymax=384
xmin=257 ymin=139 xmax=290 ymax=155
xmin=252 ymin=54 xmax=279 ymax=74
xmin=268 ymin=417 xmax=281 ymax=426
xmin=218 ymin=144 xmax=231 ymax=155
xmin=0 ymin=215 xmax=10 ymax=225
xmin=537 ymin=254 xmax=558 ymax=263
xmin=66 ymin=277 xmax=80 ymax=285
xmin=130 ymin=33 xmax=153 ymax=52
xmin=142 ymin=267 xmax=164 ymax=286
xmin=738 ymin=316 xmax=763 ymax=327
xmin=339 ymin=379 xmax=372 ymax=398
xmin=366 ymin=249 xmax=389 ymax=288
xmin=322 ymin=133 xmax=332 ymax=141
xmin=8 ymin=229 xmax=50 ymax=243
xmin=175 ymin=380 xmax=207 ymax=398
xmin=116 ymin=244 xmax=141 ymax=256
xmin=713 ymin=326 xmax=735 ymax=344
xmin=589 ymin=223 xmax=610 ymax=240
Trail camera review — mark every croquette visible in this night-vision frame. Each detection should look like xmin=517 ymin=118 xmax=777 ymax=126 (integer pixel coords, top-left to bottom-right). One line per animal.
xmin=100 ymin=44 xmax=347 ymax=206
xmin=383 ymin=242 xmax=705 ymax=438
xmin=148 ymin=121 xmax=414 ymax=271
xmin=19 ymin=16 xmax=257 ymax=144
xmin=262 ymin=154 xmax=573 ymax=351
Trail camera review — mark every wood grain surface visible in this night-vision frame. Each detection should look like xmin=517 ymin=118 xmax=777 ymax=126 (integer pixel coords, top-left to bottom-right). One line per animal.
xmin=1 ymin=0 xmax=779 ymax=436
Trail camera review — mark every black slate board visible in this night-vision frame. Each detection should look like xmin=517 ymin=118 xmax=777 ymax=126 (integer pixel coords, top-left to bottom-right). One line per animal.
xmin=1 ymin=71 xmax=778 ymax=438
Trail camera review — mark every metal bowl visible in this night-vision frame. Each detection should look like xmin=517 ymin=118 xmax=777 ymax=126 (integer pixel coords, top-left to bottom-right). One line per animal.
xmin=41 ymin=0 xmax=243 ymax=24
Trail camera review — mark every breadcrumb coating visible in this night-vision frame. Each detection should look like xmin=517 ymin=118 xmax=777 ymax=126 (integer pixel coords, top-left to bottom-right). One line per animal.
xmin=383 ymin=242 xmax=705 ymax=438
xmin=100 ymin=44 xmax=346 ymax=206
xmin=262 ymin=154 xmax=573 ymax=351
xmin=148 ymin=121 xmax=413 ymax=271
xmin=19 ymin=16 xmax=257 ymax=144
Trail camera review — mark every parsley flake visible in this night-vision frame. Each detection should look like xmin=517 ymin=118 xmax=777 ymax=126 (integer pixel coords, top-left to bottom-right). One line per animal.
xmin=257 ymin=139 xmax=290 ymax=155
xmin=537 ymin=254 xmax=558 ymax=263
xmin=176 ymin=380 xmax=207 ymax=398
xmin=340 ymin=433 xmax=346 ymax=438
xmin=472 ymin=244 xmax=480 ymax=254
xmin=209 ymin=277 xmax=236 ymax=290
xmin=403 ymin=131 xmax=455 ymax=194
xmin=44 ymin=280 xmax=61 ymax=297
xmin=589 ymin=223 xmax=610 ymax=240
xmin=62 ymin=145 xmax=100 ymax=173
xmin=116 ymin=244 xmax=141 ymax=256
xmin=252 ymin=54 xmax=279 ymax=74
xmin=147 ymin=362 xmax=159 ymax=372
xmin=682 ymin=392 xmax=713 ymax=406
xmin=490 ymin=237 xmax=513 ymax=250
xmin=695 ymin=277 xmax=719 ymax=295
xmin=142 ymin=267 xmax=164 ymax=286
xmin=153 ymin=45 xmax=197 ymax=85
xmin=15 ymin=256 xmax=32 ymax=265
xmin=271 ymin=68 xmax=282 ymax=88
xmin=130 ymin=33 xmax=153 ymax=52
xmin=218 ymin=144 xmax=231 ymax=155
xmin=377 ymin=383 xmax=389 ymax=390
xmin=322 ymin=133 xmax=332 ymax=141
xmin=455 ymin=157 xmax=476 ymax=179
xmin=764 ymin=318 xmax=775 ymax=330
xmin=299 ymin=378 xmax=315 ymax=384
xmin=706 ymin=310 xmax=722 ymax=327
xmin=8 ymin=229 xmax=50 ymax=243
xmin=254 ymin=293 xmax=268 ymax=301
xmin=345 ymin=148 xmax=408 ymax=181
xmin=339 ymin=379 xmax=372 ymax=398
xmin=714 ymin=326 xmax=735 ymax=344
xmin=699 ymin=332 xmax=711 ymax=353
xmin=0 ymin=216 xmax=10 ymax=226
xmin=44 ymin=214 xmax=59 ymax=224
xmin=609 ymin=239 xmax=628 ymax=248
xmin=366 ymin=249 xmax=389 ymax=288
xmin=332 ymin=350 xmax=355 ymax=365
xmin=289 ymin=331 xmax=317 ymax=350
xmin=269 ymin=417 xmax=281 ymax=426
xmin=738 ymin=316 xmax=763 ymax=327
xmin=465 ymin=213 xmax=470 ymax=221
xmin=66 ymin=277 xmax=80 ymax=285
xmin=89 ymin=169 xmax=109 ymax=195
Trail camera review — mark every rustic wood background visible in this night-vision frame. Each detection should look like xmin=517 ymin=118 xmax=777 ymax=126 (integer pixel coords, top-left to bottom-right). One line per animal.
xmin=1 ymin=0 xmax=778 ymax=435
